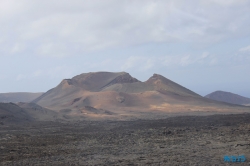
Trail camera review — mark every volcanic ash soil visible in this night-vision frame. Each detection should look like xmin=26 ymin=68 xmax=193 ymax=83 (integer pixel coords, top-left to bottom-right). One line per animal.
xmin=0 ymin=114 xmax=250 ymax=165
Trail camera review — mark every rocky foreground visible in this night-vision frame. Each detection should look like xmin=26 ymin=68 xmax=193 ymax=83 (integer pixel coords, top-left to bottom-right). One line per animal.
xmin=0 ymin=114 xmax=250 ymax=165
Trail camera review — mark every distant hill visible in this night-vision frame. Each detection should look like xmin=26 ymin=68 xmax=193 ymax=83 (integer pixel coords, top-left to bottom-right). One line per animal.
xmin=17 ymin=102 xmax=62 ymax=121
xmin=0 ymin=92 xmax=43 ymax=103
xmin=0 ymin=102 xmax=33 ymax=124
xmin=205 ymin=91 xmax=250 ymax=106
xmin=0 ymin=102 xmax=62 ymax=125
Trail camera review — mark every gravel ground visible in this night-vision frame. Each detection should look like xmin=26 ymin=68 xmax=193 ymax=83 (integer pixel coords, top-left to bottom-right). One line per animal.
xmin=0 ymin=114 xmax=250 ymax=165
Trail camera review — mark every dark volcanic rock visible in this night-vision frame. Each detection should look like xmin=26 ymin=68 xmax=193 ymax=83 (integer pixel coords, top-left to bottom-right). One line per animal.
xmin=0 ymin=114 xmax=250 ymax=165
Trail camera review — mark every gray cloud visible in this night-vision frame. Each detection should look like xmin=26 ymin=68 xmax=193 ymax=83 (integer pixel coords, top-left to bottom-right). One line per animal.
xmin=1 ymin=0 xmax=250 ymax=57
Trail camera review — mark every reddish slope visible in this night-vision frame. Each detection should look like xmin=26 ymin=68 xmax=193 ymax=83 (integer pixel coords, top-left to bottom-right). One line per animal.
xmin=102 ymin=74 xmax=200 ymax=97
xmin=32 ymin=72 xmax=250 ymax=120
xmin=33 ymin=72 xmax=139 ymax=108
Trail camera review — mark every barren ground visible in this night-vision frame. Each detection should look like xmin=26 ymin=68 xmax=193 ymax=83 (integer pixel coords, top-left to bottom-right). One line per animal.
xmin=1 ymin=114 xmax=250 ymax=165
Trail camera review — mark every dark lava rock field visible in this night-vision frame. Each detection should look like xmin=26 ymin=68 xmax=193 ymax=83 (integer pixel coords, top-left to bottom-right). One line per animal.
xmin=1 ymin=114 xmax=250 ymax=165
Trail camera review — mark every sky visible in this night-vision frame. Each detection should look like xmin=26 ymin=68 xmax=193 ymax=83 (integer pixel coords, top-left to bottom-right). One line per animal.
xmin=0 ymin=0 xmax=250 ymax=97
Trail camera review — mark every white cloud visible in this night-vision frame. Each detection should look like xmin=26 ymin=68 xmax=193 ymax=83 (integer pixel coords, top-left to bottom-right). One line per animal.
xmin=1 ymin=0 xmax=250 ymax=57
xmin=209 ymin=58 xmax=218 ymax=65
xmin=10 ymin=43 xmax=26 ymax=54
xmin=180 ymin=52 xmax=213 ymax=66
xmin=201 ymin=52 xmax=209 ymax=59
xmin=36 ymin=42 xmax=69 ymax=58
xmin=239 ymin=45 xmax=250 ymax=52
xmin=121 ymin=56 xmax=143 ymax=70
xmin=205 ymin=0 xmax=248 ymax=6
xmin=87 ymin=59 xmax=115 ymax=69
xmin=121 ymin=52 xmax=218 ymax=71
xmin=39 ymin=66 xmax=76 ymax=79
xmin=180 ymin=55 xmax=191 ymax=66
xmin=121 ymin=56 xmax=156 ymax=71
xmin=32 ymin=70 xmax=43 ymax=77
xmin=141 ymin=58 xmax=155 ymax=71
xmin=0 ymin=1 xmax=27 ymax=19
xmin=16 ymin=74 xmax=27 ymax=81
xmin=15 ymin=66 xmax=75 ymax=81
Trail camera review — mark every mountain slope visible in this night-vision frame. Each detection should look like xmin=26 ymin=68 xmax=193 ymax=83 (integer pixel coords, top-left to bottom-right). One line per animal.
xmin=0 ymin=92 xmax=43 ymax=103
xmin=32 ymin=72 xmax=250 ymax=120
xmin=0 ymin=102 xmax=64 ymax=125
xmin=17 ymin=102 xmax=62 ymax=121
xmin=0 ymin=103 xmax=34 ymax=124
xmin=72 ymin=71 xmax=140 ymax=91
xmin=33 ymin=72 xmax=139 ymax=107
xmin=146 ymin=74 xmax=200 ymax=97
xmin=205 ymin=91 xmax=250 ymax=106
xmin=102 ymin=74 xmax=200 ymax=97
xmin=33 ymin=72 xmax=201 ymax=110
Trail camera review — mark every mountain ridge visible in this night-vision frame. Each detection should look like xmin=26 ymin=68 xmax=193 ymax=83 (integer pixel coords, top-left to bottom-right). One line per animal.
xmin=1 ymin=72 xmax=250 ymax=123
xmin=32 ymin=72 xmax=201 ymax=108
xmin=31 ymin=71 xmax=250 ymax=120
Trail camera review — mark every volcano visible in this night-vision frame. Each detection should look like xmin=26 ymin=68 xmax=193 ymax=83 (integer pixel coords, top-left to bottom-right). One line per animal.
xmin=31 ymin=72 xmax=250 ymax=120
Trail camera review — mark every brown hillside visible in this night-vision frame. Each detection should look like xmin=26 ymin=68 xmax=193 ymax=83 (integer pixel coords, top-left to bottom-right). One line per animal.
xmin=145 ymin=74 xmax=200 ymax=97
xmin=64 ymin=71 xmax=139 ymax=92
xmin=102 ymin=74 xmax=200 ymax=97
xmin=33 ymin=72 xmax=250 ymax=120
xmin=33 ymin=72 xmax=139 ymax=106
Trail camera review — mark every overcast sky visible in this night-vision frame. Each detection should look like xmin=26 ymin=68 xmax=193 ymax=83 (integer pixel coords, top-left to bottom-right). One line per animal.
xmin=0 ymin=0 xmax=250 ymax=97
